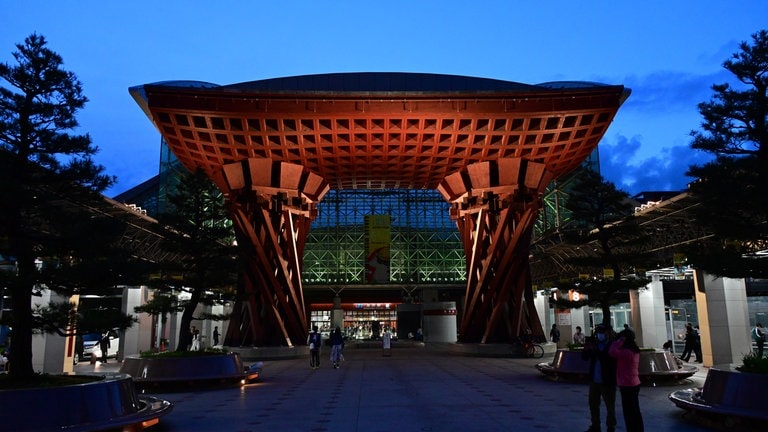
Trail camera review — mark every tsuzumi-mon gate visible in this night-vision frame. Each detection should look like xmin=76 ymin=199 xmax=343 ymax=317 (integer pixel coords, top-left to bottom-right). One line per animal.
xmin=130 ymin=72 xmax=629 ymax=347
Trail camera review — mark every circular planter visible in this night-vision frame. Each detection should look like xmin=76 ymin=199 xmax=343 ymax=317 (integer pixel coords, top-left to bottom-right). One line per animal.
xmin=537 ymin=348 xmax=697 ymax=382
xmin=0 ymin=373 xmax=172 ymax=432
xmin=119 ymin=352 xmax=259 ymax=391
xmin=669 ymin=365 xmax=768 ymax=425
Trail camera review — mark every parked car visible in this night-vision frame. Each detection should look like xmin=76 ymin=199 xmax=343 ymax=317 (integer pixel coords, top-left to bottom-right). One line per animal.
xmin=82 ymin=330 xmax=119 ymax=360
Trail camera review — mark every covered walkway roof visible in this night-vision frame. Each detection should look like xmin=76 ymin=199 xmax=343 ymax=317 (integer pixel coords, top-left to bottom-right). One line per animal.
xmin=529 ymin=191 xmax=713 ymax=283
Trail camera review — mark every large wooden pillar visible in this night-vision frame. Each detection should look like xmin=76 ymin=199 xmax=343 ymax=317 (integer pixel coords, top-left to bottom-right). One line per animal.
xmin=438 ymin=159 xmax=553 ymax=343
xmin=214 ymin=158 xmax=329 ymax=347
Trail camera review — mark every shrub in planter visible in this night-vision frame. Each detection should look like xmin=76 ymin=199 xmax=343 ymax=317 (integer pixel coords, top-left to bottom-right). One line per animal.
xmin=139 ymin=346 xmax=227 ymax=358
xmin=736 ymin=352 xmax=768 ymax=374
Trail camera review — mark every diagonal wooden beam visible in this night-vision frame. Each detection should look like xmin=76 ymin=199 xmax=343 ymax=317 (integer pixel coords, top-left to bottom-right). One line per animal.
xmin=230 ymin=205 xmax=292 ymax=345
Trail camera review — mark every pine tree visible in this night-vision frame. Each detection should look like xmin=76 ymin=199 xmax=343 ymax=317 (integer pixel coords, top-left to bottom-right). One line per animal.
xmin=554 ymin=169 xmax=651 ymax=329
xmin=685 ymin=29 xmax=768 ymax=278
xmin=135 ymin=168 xmax=237 ymax=351
xmin=0 ymin=34 xmax=121 ymax=379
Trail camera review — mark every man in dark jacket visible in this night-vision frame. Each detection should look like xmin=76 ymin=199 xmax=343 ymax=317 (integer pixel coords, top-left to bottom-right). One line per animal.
xmin=680 ymin=323 xmax=695 ymax=362
xmin=582 ymin=324 xmax=617 ymax=432
xmin=99 ymin=333 xmax=111 ymax=363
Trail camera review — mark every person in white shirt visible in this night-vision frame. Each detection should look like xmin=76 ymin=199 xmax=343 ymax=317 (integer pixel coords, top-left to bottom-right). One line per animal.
xmin=573 ymin=326 xmax=586 ymax=345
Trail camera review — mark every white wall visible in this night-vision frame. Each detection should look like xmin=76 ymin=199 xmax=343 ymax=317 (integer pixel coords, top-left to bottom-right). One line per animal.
xmin=694 ymin=271 xmax=751 ymax=366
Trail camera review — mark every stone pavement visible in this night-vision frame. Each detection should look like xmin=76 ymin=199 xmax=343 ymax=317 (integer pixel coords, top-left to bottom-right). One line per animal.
xmin=77 ymin=346 xmax=721 ymax=432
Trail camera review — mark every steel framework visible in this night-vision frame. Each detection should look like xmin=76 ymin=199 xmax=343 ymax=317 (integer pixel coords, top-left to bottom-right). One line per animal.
xmin=303 ymin=189 xmax=465 ymax=284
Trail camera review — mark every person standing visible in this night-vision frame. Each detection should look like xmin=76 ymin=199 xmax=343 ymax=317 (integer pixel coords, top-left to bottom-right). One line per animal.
xmin=191 ymin=326 xmax=200 ymax=351
xmin=213 ymin=326 xmax=220 ymax=346
xmin=582 ymin=324 xmax=617 ymax=432
xmin=307 ymin=325 xmax=322 ymax=369
xmin=550 ymin=323 xmax=560 ymax=344
xmin=623 ymin=324 xmax=635 ymax=339
xmin=573 ymin=326 xmax=586 ymax=345
xmin=609 ymin=329 xmax=644 ymax=432
xmin=330 ymin=327 xmax=344 ymax=368
xmin=99 ymin=332 xmax=111 ymax=363
xmin=753 ymin=323 xmax=766 ymax=357
xmin=382 ymin=327 xmax=392 ymax=356
xmin=680 ymin=323 xmax=695 ymax=362
xmin=2 ymin=334 xmax=11 ymax=371
xmin=693 ymin=325 xmax=703 ymax=362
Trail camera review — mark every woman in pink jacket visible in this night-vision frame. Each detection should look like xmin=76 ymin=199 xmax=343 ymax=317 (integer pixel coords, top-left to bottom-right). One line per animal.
xmin=609 ymin=329 xmax=643 ymax=432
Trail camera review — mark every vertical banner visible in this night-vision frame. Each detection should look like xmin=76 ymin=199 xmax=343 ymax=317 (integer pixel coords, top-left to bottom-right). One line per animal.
xmin=364 ymin=215 xmax=391 ymax=283
xmin=673 ymin=253 xmax=686 ymax=280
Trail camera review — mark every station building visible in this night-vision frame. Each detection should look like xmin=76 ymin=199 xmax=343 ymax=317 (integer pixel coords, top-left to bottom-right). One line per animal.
xmin=123 ymin=72 xmax=631 ymax=348
xmin=18 ymin=72 xmax=766 ymax=374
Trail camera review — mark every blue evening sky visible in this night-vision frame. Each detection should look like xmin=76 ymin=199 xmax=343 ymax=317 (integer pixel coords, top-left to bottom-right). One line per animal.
xmin=2 ymin=1 xmax=766 ymax=198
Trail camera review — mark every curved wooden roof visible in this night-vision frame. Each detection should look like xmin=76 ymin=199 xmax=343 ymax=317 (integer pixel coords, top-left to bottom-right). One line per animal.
xmin=131 ymin=73 xmax=629 ymax=190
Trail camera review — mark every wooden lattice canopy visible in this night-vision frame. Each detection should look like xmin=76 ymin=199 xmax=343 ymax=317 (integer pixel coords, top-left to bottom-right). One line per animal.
xmin=131 ymin=73 xmax=629 ymax=190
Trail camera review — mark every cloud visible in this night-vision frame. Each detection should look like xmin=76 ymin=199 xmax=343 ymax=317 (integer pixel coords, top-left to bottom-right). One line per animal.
xmin=594 ymin=67 xmax=736 ymax=195
xmin=599 ymin=135 xmax=714 ymax=195
xmin=620 ymin=70 xmax=732 ymax=114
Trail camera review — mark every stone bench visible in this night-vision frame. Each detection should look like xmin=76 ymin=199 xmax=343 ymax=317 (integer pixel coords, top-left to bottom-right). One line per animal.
xmin=537 ymin=348 xmax=697 ymax=382
xmin=669 ymin=365 xmax=768 ymax=425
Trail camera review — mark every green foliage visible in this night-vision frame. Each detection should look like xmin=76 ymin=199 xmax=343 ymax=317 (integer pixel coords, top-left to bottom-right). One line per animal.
xmin=134 ymin=293 xmax=181 ymax=321
xmin=142 ymin=168 xmax=238 ymax=351
xmin=0 ymin=33 xmax=127 ymax=378
xmin=685 ymin=29 xmax=768 ymax=278
xmin=736 ymin=352 xmax=768 ymax=374
xmin=139 ymin=346 xmax=228 ymax=358
xmin=554 ymin=169 xmax=652 ymax=325
xmin=157 ymin=167 xmax=237 ymax=292
xmin=76 ymin=306 xmax=136 ymax=335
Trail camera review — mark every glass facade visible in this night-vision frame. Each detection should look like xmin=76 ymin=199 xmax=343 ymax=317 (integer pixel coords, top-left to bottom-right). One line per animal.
xmin=535 ymin=149 xmax=600 ymax=237
xmin=303 ymin=189 xmax=465 ymax=284
xmin=120 ymin=139 xmax=603 ymax=288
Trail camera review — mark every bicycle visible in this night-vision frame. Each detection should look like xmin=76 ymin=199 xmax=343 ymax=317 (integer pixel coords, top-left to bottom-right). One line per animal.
xmin=513 ymin=338 xmax=544 ymax=358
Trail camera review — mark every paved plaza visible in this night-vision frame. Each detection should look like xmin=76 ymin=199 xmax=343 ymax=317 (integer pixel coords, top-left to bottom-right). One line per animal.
xmin=77 ymin=346 xmax=730 ymax=432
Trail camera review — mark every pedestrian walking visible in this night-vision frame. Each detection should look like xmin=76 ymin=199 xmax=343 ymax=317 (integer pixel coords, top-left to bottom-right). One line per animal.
xmin=330 ymin=327 xmax=344 ymax=368
xmin=550 ymin=324 xmax=560 ymax=343
xmin=307 ymin=325 xmax=322 ymax=369
xmin=692 ymin=325 xmax=702 ymax=362
xmin=680 ymin=323 xmax=695 ymax=362
xmin=609 ymin=329 xmax=644 ymax=432
xmin=213 ymin=326 xmax=220 ymax=346
xmin=582 ymin=324 xmax=617 ymax=432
